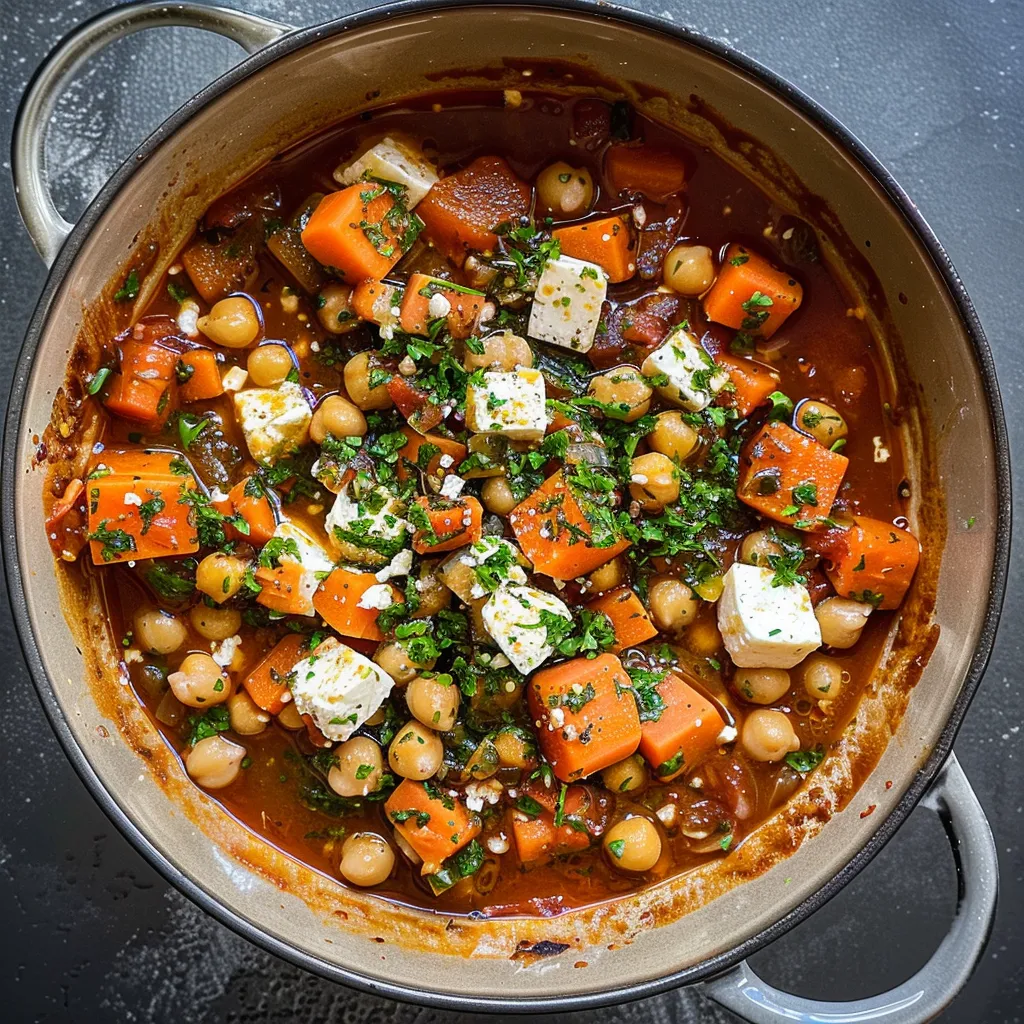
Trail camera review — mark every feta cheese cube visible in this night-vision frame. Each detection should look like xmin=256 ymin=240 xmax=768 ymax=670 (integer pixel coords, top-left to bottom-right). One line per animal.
xmin=482 ymin=584 xmax=572 ymax=675
xmin=334 ymin=136 xmax=439 ymax=209
xmin=325 ymin=482 xmax=410 ymax=560
xmin=643 ymin=326 xmax=730 ymax=412
xmin=290 ymin=637 xmax=395 ymax=742
xmin=221 ymin=366 xmax=248 ymax=392
xmin=465 ymin=368 xmax=546 ymax=440
xmin=528 ymin=255 xmax=607 ymax=353
xmin=269 ymin=520 xmax=335 ymax=616
xmin=717 ymin=563 xmax=821 ymax=669
xmin=439 ymin=473 xmax=466 ymax=500
xmin=357 ymin=583 xmax=395 ymax=611
xmin=233 ymin=381 xmax=311 ymax=465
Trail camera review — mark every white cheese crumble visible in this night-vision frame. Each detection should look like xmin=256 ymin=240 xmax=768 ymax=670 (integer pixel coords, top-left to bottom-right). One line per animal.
xmin=374 ymin=547 xmax=415 ymax=583
xmin=211 ymin=634 xmax=242 ymax=668
xmin=221 ymin=366 xmax=248 ymax=392
xmin=428 ymin=292 xmax=452 ymax=319
xmin=357 ymin=583 xmax=395 ymax=610
xmin=439 ymin=473 xmax=467 ymax=499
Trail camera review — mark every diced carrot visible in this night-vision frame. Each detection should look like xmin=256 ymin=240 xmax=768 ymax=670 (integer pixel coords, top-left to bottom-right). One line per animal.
xmin=351 ymin=278 xmax=401 ymax=323
xmin=411 ymin=495 xmax=483 ymax=555
xmin=715 ymin=352 xmax=781 ymax=418
xmin=510 ymin=786 xmax=592 ymax=862
xmin=85 ymin=450 xmax=198 ymax=564
xmin=811 ymin=516 xmax=920 ymax=610
xmin=313 ymin=566 xmax=400 ymax=641
xmin=385 ymin=779 xmax=481 ymax=874
xmin=509 ymin=470 xmax=631 ymax=579
xmin=585 ymin=587 xmax=658 ymax=652
xmin=527 ymin=653 xmax=642 ymax=782
xmin=103 ymin=338 xmax=179 ymax=426
xmin=255 ymin=562 xmax=316 ymax=617
xmin=737 ymin=421 xmax=848 ymax=529
xmin=605 ymin=144 xmax=687 ymax=201
xmin=703 ymin=244 xmax=803 ymax=340
xmin=638 ymin=673 xmax=724 ymax=781
xmin=553 ymin=216 xmax=635 ymax=283
xmin=417 ymin=156 xmax=531 ymax=263
xmin=228 ymin=476 xmax=277 ymax=544
xmin=45 ymin=478 xmax=88 ymax=561
xmin=399 ymin=272 xmax=485 ymax=339
xmin=178 ymin=348 xmax=224 ymax=403
xmin=242 ymin=633 xmax=308 ymax=715
xmin=387 ymin=375 xmax=445 ymax=434
xmin=301 ymin=184 xmax=412 ymax=282
xmin=395 ymin=426 xmax=467 ymax=483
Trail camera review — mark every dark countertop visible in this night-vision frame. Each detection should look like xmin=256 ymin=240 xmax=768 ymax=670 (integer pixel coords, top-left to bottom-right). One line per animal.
xmin=1 ymin=1 xmax=1020 ymax=1021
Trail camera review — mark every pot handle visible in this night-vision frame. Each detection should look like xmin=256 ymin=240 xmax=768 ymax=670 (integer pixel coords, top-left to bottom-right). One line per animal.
xmin=12 ymin=2 xmax=293 ymax=267
xmin=701 ymin=754 xmax=997 ymax=1024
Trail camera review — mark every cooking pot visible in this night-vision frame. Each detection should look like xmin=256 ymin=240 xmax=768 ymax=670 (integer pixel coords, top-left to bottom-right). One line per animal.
xmin=6 ymin=1 xmax=1010 ymax=1018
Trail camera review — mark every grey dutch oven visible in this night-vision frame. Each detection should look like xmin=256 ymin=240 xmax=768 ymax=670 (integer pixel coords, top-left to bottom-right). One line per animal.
xmin=5 ymin=1 xmax=1011 ymax=1019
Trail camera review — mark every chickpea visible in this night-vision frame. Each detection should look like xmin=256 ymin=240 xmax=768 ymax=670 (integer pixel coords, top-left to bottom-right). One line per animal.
xmin=133 ymin=608 xmax=186 ymax=655
xmin=339 ymin=833 xmax=395 ymax=887
xmin=195 ymin=552 xmax=249 ymax=604
xmin=464 ymin=330 xmax=533 ymax=372
xmin=227 ymin=690 xmax=270 ymax=736
xmin=168 ymin=652 xmax=229 ymax=708
xmin=647 ymin=411 xmax=700 ymax=462
xmin=586 ymin=555 xmax=626 ymax=595
xmin=734 ymin=667 xmax=791 ymax=705
xmin=411 ymin=569 xmax=451 ymax=619
xmin=588 ymin=367 xmax=652 ymax=422
xmin=815 ymin=597 xmax=872 ymax=649
xmin=276 ymin=700 xmax=305 ymax=730
xmin=685 ymin=617 xmax=722 ymax=658
xmin=649 ymin=577 xmax=699 ymax=633
xmin=629 ymin=452 xmax=680 ymax=511
xmin=310 ymin=394 xmax=367 ymax=443
xmin=740 ymin=529 xmax=783 ymax=567
xmin=374 ymin=640 xmax=434 ymax=685
xmin=388 ymin=721 xmax=444 ymax=780
xmin=406 ymin=675 xmax=460 ymax=730
xmin=803 ymin=654 xmax=844 ymax=700
xmin=197 ymin=295 xmax=261 ymax=348
xmin=493 ymin=727 xmax=534 ymax=769
xmin=601 ymin=753 xmax=648 ymax=794
xmin=535 ymin=161 xmax=595 ymax=219
xmin=603 ymin=816 xmax=662 ymax=872
xmin=797 ymin=400 xmax=848 ymax=447
xmin=344 ymin=351 xmax=393 ymax=410
xmin=481 ymin=476 xmax=518 ymax=516
xmin=185 ymin=734 xmax=246 ymax=789
xmin=741 ymin=709 xmax=800 ymax=762
xmin=663 ymin=244 xmax=716 ymax=296
xmin=246 ymin=343 xmax=294 ymax=387
xmin=328 ymin=736 xmax=384 ymax=797
xmin=189 ymin=605 xmax=242 ymax=641
xmin=316 ymin=282 xmax=357 ymax=335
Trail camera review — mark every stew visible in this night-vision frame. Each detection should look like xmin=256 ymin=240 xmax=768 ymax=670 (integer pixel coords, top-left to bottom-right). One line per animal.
xmin=46 ymin=88 xmax=919 ymax=916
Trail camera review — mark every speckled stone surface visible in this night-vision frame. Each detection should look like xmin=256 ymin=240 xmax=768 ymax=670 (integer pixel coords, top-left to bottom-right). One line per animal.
xmin=0 ymin=1 xmax=1020 ymax=1020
